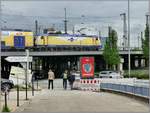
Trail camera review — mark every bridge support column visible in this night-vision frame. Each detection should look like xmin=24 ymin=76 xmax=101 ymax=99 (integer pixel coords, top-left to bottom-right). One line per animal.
xmin=141 ymin=59 xmax=146 ymax=67
xmin=134 ymin=59 xmax=138 ymax=68
xmin=131 ymin=56 xmax=136 ymax=69
xmin=138 ymin=57 xmax=141 ymax=68
xmin=77 ymin=58 xmax=80 ymax=71
xmin=145 ymin=59 xmax=148 ymax=67
xmin=118 ymin=58 xmax=124 ymax=76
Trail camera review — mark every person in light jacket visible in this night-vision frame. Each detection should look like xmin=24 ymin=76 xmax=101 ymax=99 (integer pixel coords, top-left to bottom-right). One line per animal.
xmin=48 ymin=69 xmax=55 ymax=90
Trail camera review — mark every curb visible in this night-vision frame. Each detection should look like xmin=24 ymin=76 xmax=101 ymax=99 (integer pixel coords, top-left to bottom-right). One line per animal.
xmin=101 ymin=89 xmax=149 ymax=103
xmin=12 ymin=89 xmax=42 ymax=112
xmin=13 ymin=99 xmax=32 ymax=112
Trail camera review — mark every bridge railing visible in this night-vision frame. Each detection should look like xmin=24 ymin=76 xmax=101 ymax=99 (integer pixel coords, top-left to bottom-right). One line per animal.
xmin=118 ymin=47 xmax=142 ymax=51
xmin=100 ymin=83 xmax=149 ymax=98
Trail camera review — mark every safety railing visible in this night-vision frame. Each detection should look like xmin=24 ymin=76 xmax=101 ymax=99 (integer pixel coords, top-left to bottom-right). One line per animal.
xmin=100 ymin=83 xmax=149 ymax=98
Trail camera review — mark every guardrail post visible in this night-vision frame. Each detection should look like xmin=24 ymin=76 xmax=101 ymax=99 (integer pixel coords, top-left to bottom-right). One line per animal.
xmin=37 ymin=76 xmax=38 ymax=90
xmin=4 ymin=92 xmax=7 ymax=108
xmin=32 ymin=79 xmax=34 ymax=96
xmin=17 ymin=85 xmax=19 ymax=106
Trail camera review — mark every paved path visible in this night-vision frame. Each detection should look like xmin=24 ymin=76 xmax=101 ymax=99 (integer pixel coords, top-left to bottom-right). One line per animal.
xmin=16 ymin=89 xmax=149 ymax=112
xmin=1 ymin=90 xmax=41 ymax=112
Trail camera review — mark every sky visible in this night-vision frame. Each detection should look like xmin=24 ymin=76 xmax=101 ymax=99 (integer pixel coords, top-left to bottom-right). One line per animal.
xmin=1 ymin=0 xmax=149 ymax=47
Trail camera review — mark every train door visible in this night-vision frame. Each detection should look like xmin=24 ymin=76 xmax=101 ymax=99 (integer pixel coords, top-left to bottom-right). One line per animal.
xmin=14 ymin=36 xmax=25 ymax=48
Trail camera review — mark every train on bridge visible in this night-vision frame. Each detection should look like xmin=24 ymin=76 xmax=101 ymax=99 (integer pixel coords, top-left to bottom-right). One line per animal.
xmin=1 ymin=30 xmax=103 ymax=51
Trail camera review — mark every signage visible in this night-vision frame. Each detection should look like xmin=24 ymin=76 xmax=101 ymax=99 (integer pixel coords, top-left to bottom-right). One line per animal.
xmin=80 ymin=57 xmax=94 ymax=79
xmin=5 ymin=56 xmax=32 ymax=62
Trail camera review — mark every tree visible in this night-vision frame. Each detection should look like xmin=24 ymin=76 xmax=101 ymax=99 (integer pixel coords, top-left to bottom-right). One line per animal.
xmin=55 ymin=31 xmax=62 ymax=34
xmin=103 ymin=27 xmax=120 ymax=70
xmin=142 ymin=24 xmax=149 ymax=67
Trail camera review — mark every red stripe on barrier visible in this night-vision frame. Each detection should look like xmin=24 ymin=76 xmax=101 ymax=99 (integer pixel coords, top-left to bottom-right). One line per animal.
xmin=91 ymin=80 xmax=93 ymax=84
xmin=84 ymin=80 xmax=85 ymax=83
xmin=87 ymin=80 xmax=89 ymax=83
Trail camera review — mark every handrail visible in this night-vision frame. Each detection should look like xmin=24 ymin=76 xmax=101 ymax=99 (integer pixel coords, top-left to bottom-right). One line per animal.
xmin=100 ymin=83 xmax=149 ymax=99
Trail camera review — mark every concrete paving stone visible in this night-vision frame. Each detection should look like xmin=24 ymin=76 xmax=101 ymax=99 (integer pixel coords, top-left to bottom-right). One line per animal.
xmin=0 ymin=90 xmax=41 ymax=112
xmin=1 ymin=79 xmax=149 ymax=112
xmin=14 ymin=89 xmax=149 ymax=112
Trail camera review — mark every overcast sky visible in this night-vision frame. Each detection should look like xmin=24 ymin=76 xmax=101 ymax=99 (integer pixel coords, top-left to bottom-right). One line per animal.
xmin=1 ymin=0 xmax=149 ymax=47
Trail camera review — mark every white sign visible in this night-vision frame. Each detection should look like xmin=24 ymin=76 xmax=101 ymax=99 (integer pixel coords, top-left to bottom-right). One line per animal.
xmin=5 ymin=56 xmax=32 ymax=62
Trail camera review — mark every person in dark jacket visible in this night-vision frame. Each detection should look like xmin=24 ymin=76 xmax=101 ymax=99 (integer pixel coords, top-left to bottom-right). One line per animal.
xmin=68 ymin=71 xmax=75 ymax=90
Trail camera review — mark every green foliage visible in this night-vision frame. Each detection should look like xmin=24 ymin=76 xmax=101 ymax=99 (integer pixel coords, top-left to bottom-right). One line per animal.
xmin=103 ymin=39 xmax=111 ymax=64
xmin=14 ymin=84 xmax=32 ymax=91
xmin=55 ymin=31 xmax=62 ymax=34
xmin=2 ymin=105 xmax=11 ymax=112
xmin=103 ymin=27 xmax=120 ymax=69
xmin=94 ymin=72 xmax=99 ymax=78
xmin=124 ymin=69 xmax=149 ymax=79
xmin=142 ymin=24 xmax=149 ymax=60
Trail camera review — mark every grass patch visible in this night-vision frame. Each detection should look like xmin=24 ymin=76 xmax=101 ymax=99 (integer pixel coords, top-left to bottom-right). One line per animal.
xmin=2 ymin=105 xmax=11 ymax=112
xmin=13 ymin=84 xmax=32 ymax=91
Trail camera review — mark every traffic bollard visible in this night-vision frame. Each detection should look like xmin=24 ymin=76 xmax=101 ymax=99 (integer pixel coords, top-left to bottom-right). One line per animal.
xmin=17 ymin=85 xmax=19 ymax=106
xmin=4 ymin=92 xmax=7 ymax=108
xmin=37 ymin=78 xmax=38 ymax=90
xmin=32 ymin=80 xmax=34 ymax=96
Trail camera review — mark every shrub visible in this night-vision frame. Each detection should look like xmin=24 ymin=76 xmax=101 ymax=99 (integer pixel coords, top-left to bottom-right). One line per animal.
xmin=124 ymin=69 xmax=149 ymax=79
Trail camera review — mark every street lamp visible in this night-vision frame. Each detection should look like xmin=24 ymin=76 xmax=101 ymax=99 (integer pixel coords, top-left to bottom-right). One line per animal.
xmin=1 ymin=19 xmax=7 ymax=29
xmin=120 ymin=13 xmax=127 ymax=50
xmin=149 ymin=0 xmax=150 ymax=80
xmin=128 ymin=0 xmax=131 ymax=78
xmin=81 ymin=15 xmax=85 ymax=24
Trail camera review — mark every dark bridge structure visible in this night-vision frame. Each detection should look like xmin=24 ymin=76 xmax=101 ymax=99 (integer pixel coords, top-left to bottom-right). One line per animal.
xmin=1 ymin=50 xmax=146 ymax=78
xmin=1 ymin=50 xmax=142 ymax=56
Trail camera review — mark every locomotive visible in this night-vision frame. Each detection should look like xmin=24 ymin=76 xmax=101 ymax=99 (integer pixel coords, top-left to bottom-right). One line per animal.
xmin=1 ymin=30 xmax=102 ymax=51
xmin=1 ymin=30 xmax=34 ymax=50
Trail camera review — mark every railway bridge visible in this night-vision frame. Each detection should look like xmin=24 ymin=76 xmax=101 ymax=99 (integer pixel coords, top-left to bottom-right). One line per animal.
xmin=1 ymin=50 xmax=146 ymax=78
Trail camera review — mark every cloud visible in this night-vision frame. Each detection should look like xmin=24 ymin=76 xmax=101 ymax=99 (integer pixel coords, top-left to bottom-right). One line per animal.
xmin=1 ymin=1 xmax=148 ymax=47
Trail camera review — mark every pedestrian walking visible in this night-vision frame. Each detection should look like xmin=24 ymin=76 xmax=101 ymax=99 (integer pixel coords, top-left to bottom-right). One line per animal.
xmin=48 ymin=69 xmax=55 ymax=90
xmin=63 ymin=70 xmax=68 ymax=90
xmin=68 ymin=70 xmax=75 ymax=90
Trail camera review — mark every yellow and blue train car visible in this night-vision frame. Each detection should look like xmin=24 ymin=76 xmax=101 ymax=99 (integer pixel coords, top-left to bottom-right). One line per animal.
xmin=35 ymin=34 xmax=102 ymax=49
xmin=1 ymin=30 xmax=33 ymax=49
xmin=1 ymin=31 xmax=102 ymax=51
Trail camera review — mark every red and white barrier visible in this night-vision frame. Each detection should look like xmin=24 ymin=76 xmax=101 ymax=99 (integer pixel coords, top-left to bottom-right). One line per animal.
xmin=79 ymin=79 xmax=100 ymax=92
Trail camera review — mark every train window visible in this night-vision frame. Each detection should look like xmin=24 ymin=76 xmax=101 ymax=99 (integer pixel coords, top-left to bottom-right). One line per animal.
xmin=1 ymin=41 xmax=5 ymax=45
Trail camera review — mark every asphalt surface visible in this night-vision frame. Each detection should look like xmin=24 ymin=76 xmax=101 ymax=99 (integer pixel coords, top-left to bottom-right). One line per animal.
xmin=15 ymin=79 xmax=149 ymax=112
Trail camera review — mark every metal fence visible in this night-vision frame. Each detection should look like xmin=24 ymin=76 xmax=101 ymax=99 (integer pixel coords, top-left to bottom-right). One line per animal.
xmin=100 ymin=83 xmax=149 ymax=98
